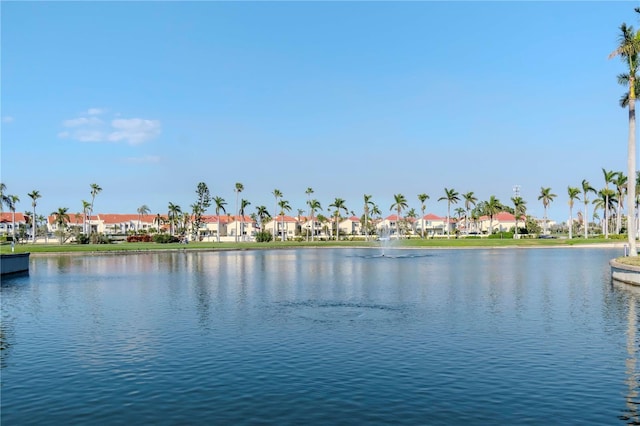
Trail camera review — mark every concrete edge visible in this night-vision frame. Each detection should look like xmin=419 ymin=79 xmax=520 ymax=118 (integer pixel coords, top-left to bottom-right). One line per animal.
xmin=610 ymin=258 xmax=640 ymax=286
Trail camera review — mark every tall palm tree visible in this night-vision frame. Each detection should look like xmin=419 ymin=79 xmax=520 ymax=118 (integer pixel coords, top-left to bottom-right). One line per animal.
xmin=511 ymin=196 xmax=527 ymax=237
xmin=213 ymin=196 xmax=226 ymax=243
xmin=362 ymin=194 xmax=374 ymax=241
xmin=51 ymin=207 xmax=70 ymax=244
xmin=614 ymin=172 xmax=628 ymax=234
xmin=594 ymin=189 xmax=617 ymax=235
xmin=136 ymin=204 xmax=150 ymax=233
xmin=538 ymin=187 xmax=557 ymax=236
xmin=81 ymin=200 xmax=91 ymax=235
xmin=153 ymin=214 xmax=163 ymax=234
xmin=89 ymin=183 xmax=102 ymax=237
xmin=308 ymin=199 xmax=322 ymax=241
xmin=485 ymin=195 xmax=502 ymax=235
xmin=581 ymin=179 xmax=596 ymax=239
xmin=438 ymin=188 xmax=459 ymax=239
xmin=390 ymin=193 xmax=408 ymax=238
xmin=278 ymin=199 xmax=291 ymax=241
xmin=239 ymin=198 xmax=251 ymax=241
xmin=463 ymin=191 xmax=477 ymax=235
xmin=168 ymin=202 xmax=182 ymax=236
xmin=27 ymin=190 xmax=41 ymax=243
xmin=0 ymin=182 xmax=8 ymax=211
xmin=272 ymin=189 xmax=282 ymax=239
xmin=7 ymin=195 xmax=19 ymax=242
xmin=255 ymin=205 xmax=270 ymax=233
xmin=417 ymin=193 xmax=429 ymax=238
xmin=329 ymin=198 xmax=348 ymax=241
xmin=601 ymin=168 xmax=617 ymax=238
xmin=610 ymin=19 xmax=640 ymax=255
xmin=234 ymin=182 xmax=244 ymax=242
xmin=567 ymin=186 xmax=581 ymax=239
xmin=305 ymin=188 xmax=314 ymax=241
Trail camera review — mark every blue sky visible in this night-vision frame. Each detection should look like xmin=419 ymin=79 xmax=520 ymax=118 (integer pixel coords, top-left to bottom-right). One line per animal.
xmin=1 ymin=1 xmax=637 ymax=224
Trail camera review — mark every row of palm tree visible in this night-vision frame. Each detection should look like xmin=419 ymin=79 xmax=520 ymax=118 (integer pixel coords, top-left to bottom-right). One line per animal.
xmin=3 ymin=165 xmax=640 ymax=245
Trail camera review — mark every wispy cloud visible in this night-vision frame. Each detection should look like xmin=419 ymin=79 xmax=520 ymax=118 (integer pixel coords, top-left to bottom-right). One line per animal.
xmin=2 ymin=116 xmax=15 ymax=123
xmin=58 ymin=108 xmax=161 ymax=145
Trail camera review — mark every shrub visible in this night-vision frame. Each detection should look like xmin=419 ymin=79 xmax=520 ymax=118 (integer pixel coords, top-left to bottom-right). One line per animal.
xmin=152 ymin=234 xmax=179 ymax=244
xmin=255 ymin=231 xmax=273 ymax=243
xmin=75 ymin=234 xmax=90 ymax=244
xmin=127 ymin=234 xmax=153 ymax=243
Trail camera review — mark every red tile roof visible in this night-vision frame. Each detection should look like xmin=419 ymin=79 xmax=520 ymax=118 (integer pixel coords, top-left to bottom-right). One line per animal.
xmin=0 ymin=212 xmax=27 ymax=223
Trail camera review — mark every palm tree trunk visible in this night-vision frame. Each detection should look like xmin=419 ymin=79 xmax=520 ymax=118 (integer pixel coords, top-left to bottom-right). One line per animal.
xmin=628 ymin=97 xmax=637 ymax=255
xmin=569 ymin=206 xmax=573 ymax=239
xmin=584 ymin=202 xmax=588 ymax=239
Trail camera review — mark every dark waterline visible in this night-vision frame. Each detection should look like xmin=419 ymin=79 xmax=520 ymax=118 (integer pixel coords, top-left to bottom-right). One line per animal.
xmin=1 ymin=248 xmax=639 ymax=425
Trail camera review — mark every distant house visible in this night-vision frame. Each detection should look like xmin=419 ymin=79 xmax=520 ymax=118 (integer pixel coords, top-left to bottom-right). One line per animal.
xmin=377 ymin=214 xmax=418 ymax=237
xmin=339 ymin=216 xmax=361 ymax=236
xmin=0 ymin=212 xmax=27 ymax=236
xmin=225 ymin=215 xmax=256 ymax=241
xmin=263 ymin=215 xmax=298 ymax=240
xmin=415 ymin=213 xmax=447 ymax=237
xmin=477 ymin=212 xmax=525 ymax=234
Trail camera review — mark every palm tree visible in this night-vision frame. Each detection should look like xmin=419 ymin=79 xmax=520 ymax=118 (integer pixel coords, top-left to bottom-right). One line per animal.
xmin=213 ymin=196 xmax=227 ymax=243
xmin=27 ymin=190 xmax=41 ymax=243
xmin=329 ymin=198 xmax=348 ymax=241
xmin=538 ymin=187 xmax=557 ymax=236
xmin=239 ymin=198 xmax=251 ymax=241
xmin=51 ymin=207 xmax=70 ymax=244
xmin=153 ymin=214 xmax=164 ymax=234
xmin=168 ymin=202 xmax=182 ymax=236
xmin=278 ymin=199 xmax=291 ymax=241
xmin=305 ymin=187 xmax=314 ymax=241
xmin=567 ymin=186 xmax=581 ymax=239
xmin=308 ymin=199 xmax=322 ymax=241
xmin=462 ymin=191 xmax=477 ymax=235
xmin=601 ymin=169 xmax=617 ymax=238
xmin=89 ymin=183 xmax=102 ymax=237
xmin=581 ymin=179 xmax=596 ymax=239
xmin=485 ymin=195 xmax=502 ymax=235
xmin=255 ymin=205 xmax=270 ymax=233
xmin=417 ymin=193 xmax=429 ymax=238
xmin=0 ymin=182 xmax=8 ymax=211
xmin=594 ymin=189 xmax=617 ymax=235
xmin=363 ymin=194 xmax=374 ymax=241
xmin=136 ymin=204 xmax=150 ymax=233
xmin=610 ymin=19 xmax=640 ymax=255
xmin=511 ymin=196 xmax=527 ymax=237
xmin=7 ymin=195 xmax=19 ymax=242
xmin=81 ymin=200 xmax=91 ymax=235
xmin=438 ymin=188 xmax=459 ymax=239
xmin=234 ymin=182 xmax=244 ymax=242
xmin=272 ymin=189 xmax=282 ymax=239
xmin=614 ymin=172 xmax=628 ymax=234
xmin=390 ymin=194 xmax=408 ymax=239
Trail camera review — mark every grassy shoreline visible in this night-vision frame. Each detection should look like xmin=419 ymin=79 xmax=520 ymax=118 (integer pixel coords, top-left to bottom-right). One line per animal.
xmin=4 ymin=238 xmax=639 ymax=267
xmin=0 ymin=237 xmax=629 ymax=255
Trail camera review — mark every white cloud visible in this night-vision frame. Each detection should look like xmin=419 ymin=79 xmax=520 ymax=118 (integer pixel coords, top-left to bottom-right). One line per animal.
xmin=2 ymin=116 xmax=14 ymax=123
xmin=87 ymin=108 xmax=105 ymax=115
xmin=108 ymin=119 xmax=161 ymax=145
xmin=63 ymin=116 xmax=103 ymax=128
xmin=58 ymin=109 xmax=161 ymax=145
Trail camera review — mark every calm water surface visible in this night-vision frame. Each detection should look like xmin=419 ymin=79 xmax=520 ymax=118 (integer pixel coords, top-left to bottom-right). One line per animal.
xmin=1 ymin=248 xmax=639 ymax=425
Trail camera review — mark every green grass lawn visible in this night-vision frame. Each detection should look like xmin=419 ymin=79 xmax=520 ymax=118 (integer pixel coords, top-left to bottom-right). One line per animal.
xmin=0 ymin=237 xmax=626 ymax=255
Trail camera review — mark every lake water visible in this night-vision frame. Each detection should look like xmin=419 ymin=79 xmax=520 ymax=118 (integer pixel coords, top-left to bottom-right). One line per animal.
xmin=1 ymin=247 xmax=638 ymax=425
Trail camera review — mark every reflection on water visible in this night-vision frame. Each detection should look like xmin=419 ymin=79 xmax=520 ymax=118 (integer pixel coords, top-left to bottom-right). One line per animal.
xmin=1 ymin=248 xmax=639 ymax=425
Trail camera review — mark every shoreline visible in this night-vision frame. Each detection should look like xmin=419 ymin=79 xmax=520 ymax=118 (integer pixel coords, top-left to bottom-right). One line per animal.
xmin=21 ymin=242 xmax=630 ymax=257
